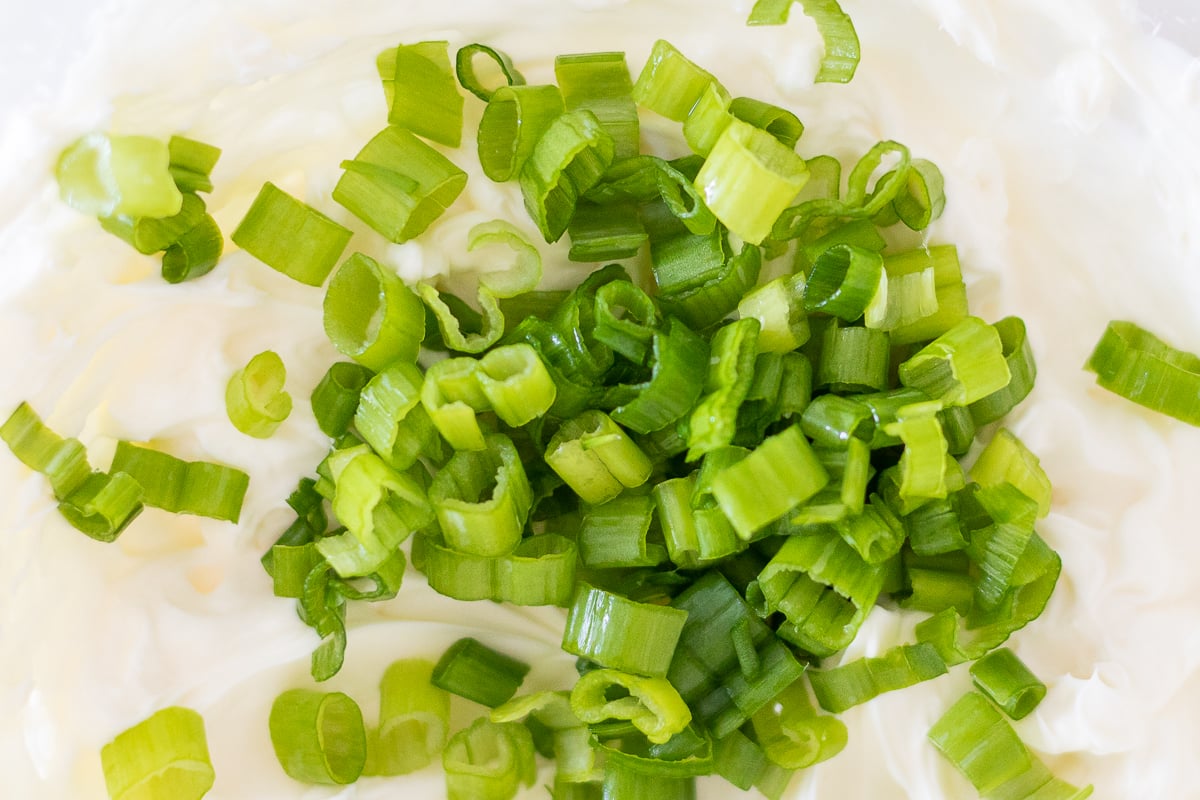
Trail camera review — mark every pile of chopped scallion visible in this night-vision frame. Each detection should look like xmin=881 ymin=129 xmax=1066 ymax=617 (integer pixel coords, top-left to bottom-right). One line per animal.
xmin=21 ymin=1 xmax=1188 ymax=798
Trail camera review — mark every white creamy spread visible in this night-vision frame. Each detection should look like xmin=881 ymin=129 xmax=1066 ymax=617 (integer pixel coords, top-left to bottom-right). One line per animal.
xmin=1 ymin=1 xmax=1199 ymax=798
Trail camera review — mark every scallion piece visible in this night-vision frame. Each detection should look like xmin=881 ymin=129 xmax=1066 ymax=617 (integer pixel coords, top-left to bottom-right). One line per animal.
xmin=2 ymin=402 xmax=92 ymax=500
xmin=683 ymin=81 xmax=734 ymax=158
xmin=477 ymin=343 xmax=558 ymax=426
xmin=748 ymin=0 xmax=861 ymax=84
xmin=892 ymin=158 xmax=946 ymax=231
xmin=161 ymin=213 xmax=224 ymax=284
xmin=365 ymin=659 xmax=451 ymax=775
xmin=555 ymin=52 xmax=639 ymax=159
xmin=632 ymin=40 xmax=719 ymax=122
xmin=729 ymin=97 xmax=804 ymax=149
xmin=380 ymin=41 xmax=463 ymax=147
xmin=611 ymin=318 xmax=710 ymax=434
xmin=579 ymin=494 xmax=667 ymax=569
xmin=805 ymin=243 xmax=884 ymax=321
xmin=57 ymin=471 xmax=145 ymax=542
xmin=899 ymin=316 xmax=1012 ymax=406
xmin=57 ymin=132 xmax=183 ymax=218
xmin=687 ymin=318 xmax=760 ymax=460
xmin=969 ymin=648 xmax=1046 ymax=721
xmin=415 ymin=531 xmax=577 ymax=606
xmin=167 ymin=134 xmax=221 ymax=194
xmin=884 ymin=402 xmax=950 ymax=504
xmin=570 ymin=668 xmax=692 ymax=745
xmin=478 ymin=84 xmax=566 ymax=182
xmin=443 ymin=718 xmax=536 ymax=800
xmin=456 ymin=43 xmax=526 ymax=102
xmin=433 ymin=638 xmax=531 ymax=708
xmin=567 ymin=200 xmax=647 ymax=263
xmin=269 ymin=689 xmax=366 ymax=785
xmin=520 ymin=109 xmax=616 ymax=243
xmin=816 ymin=320 xmax=891 ymax=393
xmin=311 ymin=362 xmax=374 ymax=439
xmin=970 ymin=429 xmax=1052 ymax=518
xmin=354 ymin=361 xmax=436 ymax=469
xmin=562 ymin=583 xmax=688 ymax=677
xmin=970 ymin=317 xmax=1037 ymax=426
xmin=101 ymin=706 xmax=214 ymax=800
xmin=421 ymin=357 xmax=490 ymax=451
xmin=471 ymin=219 xmax=543 ymax=298
xmin=110 ymin=441 xmax=248 ymax=522
xmin=693 ymin=119 xmax=809 ymax=245
xmin=885 ymin=245 xmax=969 ymax=346
xmin=738 ymin=274 xmax=810 ymax=353
xmin=809 ymin=643 xmax=947 ymax=714
xmin=545 ymin=411 xmax=652 ymax=505
xmin=128 ymin=193 xmax=206 ymax=254
xmin=231 ymin=182 xmax=351 ymax=287
xmin=429 ymin=434 xmax=532 ymax=557
xmin=323 ymin=253 xmax=426 ymax=370
xmin=225 ymin=350 xmax=292 ymax=438
xmin=419 ymin=281 xmax=506 ymax=354
xmin=1084 ymin=319 xmax=1200 ymax=426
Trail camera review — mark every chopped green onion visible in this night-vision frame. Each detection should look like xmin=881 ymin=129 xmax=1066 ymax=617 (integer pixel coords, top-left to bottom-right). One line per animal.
xmin=323 ymin=252 xmax=426 ymax=370
xmin=658 ymin=241 xmax=762 ymax=331
xmin=311 ymin=362 xmax=374 ymax=439
xmin=805 ymin=244 xmax=884 ymax=321
xmin=714 ymin=729 xmax=794 ymax=800
xmin=683 ymin=81 xmax=734 ymax=159
xmin=478 ymin=84 xmax=566 ymax=182
xmin=693 ymin=118 xmax=810 ymax=245
xmin=892 ymin=158 xmax=946 ymax=231
xmin=969 ymin=648 xmax=1046 ymax=721
xmin=570 ymin=669 xmax=692 ymax=745
xmin=899 ymin=316 xmax=1011 ymax=406
xmin=433 ymin=638 xmax=531 ymax=708
xmin=970 ymin=317 xmax=1037 ymax=426
xmin=355 ymin=361 xmax=442 ymax=469
xmin=471 ymin=219 xmax=543 ymax=298
xmin=443 ymin=718 xmax=536 ymax=800
xmin=750 ymin=678 xmax=847 ymax=771
xmin=477 ymin=343 xmax=558 ymax=426
xmin=269 ymin=689 xmax=366 ymax=785
xmin=1084 ymin=320 xmax=1200 ymax=426
xmin=161 ymin=213 xmax=224 ymax=284
xmin=110 ymin=441 xmax=248 ymax=522
xmin=520 ymin=110 xmax=616 ymax=243
xmin=225 ymin=350 xmax=292 ymax=438
xmin=2 ymin=402 xmax=92 ymax=500
xmin=729 ymin=97 xmax=804 ymax=149
xmin=421 ymin=357 xmax=490 ymax=451
xmin=809 ymin=643 xmax=947 ymax=713
xmin=545 ymin=411 xmax=652 ymax=505
xmin=885 ymin=245 xmax=969 ymax=346
xmin=562 ymin=583 xmax=688 ymax=677
xmin=592 ymin=280 xmax=659 ymax=363
xmin=579 ymin=494 xmax=667 ymax=569
xmin=816 ymin=320 xmax=891 ymax=393
xmin=556 ymin=52 xmax=639 ymax=159
xmin=748 ymin=0 xmax=861 ymax=84
xmin=380 ymin=41 xmax=463 ymax=147
xmin=611 ymin=319 xmax=710 ymax=434
xmin=366 ymin=659 xmax=451 ymax=775
xmin=101 ymin=706 xmax=214 ymax=800
xmin=970 ymin=429 xmax=1052 ymax=518
xmin=884 ymin=402 xmax=950 ymax=504
xmin=231 ymin=182 xmax=352 ymax=287
xmin=415 ymin=531 xmax=577 ymax=606
xmin=738 ymin=274 xmax=810 ymax=353
xmin=568 ymin=200 xmax=647 ymax=263
xmin=57 ymin=132 xmax=183 ymax=218
xmin=167 ymin=135 xmax=221 ymax=194
xmin=687 ymin=318 xmax=760 ymax=460
xmin=632 ymin=40 xmax=720 ymax=122
xmin=418 ymin=282 xmax=506 ymax=354
xmin=128 ymin=193 xmax=206 ymax=254
xmin=456 ymin=43 xmax=526 ymax=102
xmin=57 ymin=471 xmax=145 ymax=542
xmin=799 ymin=394 xmax=874 ymax=449
xmin=428 ymin=434 xmax=532 ymax=557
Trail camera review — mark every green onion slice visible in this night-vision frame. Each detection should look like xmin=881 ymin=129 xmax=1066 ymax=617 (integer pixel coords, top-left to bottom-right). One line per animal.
xmin=421 ymin=357 xmax=490 ymax=451
xmin=414 ymin=531 xmax=577 ymax=606
xmin=311 ymin=362 xmax=374 ymax=439
xmin=471 ymin=219 xmax=543 ymax=299
xmin=2 ymin=402 xmax=92 ymax=500
xmin=809 ymin=643 xmax=947 ymax=714
xmin=713 ymin=425 xmax=829 ymax=539
xmin=805 ymin=244 xmax=885 ymax=321
xmin=101 ymin=706 xmax=214 ymax=800
xmin=545 ymin=410 xmax=652 ymax=505
xmin=355 ymin=361 xmax=443 ymax=469
xmin=562 ymin=583 xmax=688 ymax=677
xmin=366 ymin=659 xmax=451 ymax=776
xmin=225 ymin=350 xmax=292 ymax=438
xmin=167 ymin=134 xmax=221 ymax=194
xmin=612 ymin=318 xmax=710 ymax=434
xmin=969 ymin=647 xmax=1046 ymax=721
xmin=381 ymin=41 xmax=463 ymax=147
xmin=729 ymin=96 xmax=804 ymax=149
xmin=899 ymin=315 xmax=1012 ymax=406
xmin=748 ymin=0 xmax=861 ymax=84
xmin=1084 ymin=320 xmax=1200 ymax=426
xmin=970 ymin=428 xmax=1052 ymax=518
xmin=429 ymin=434 xmax=532 ymax=557
xmin=750 ymin=678 xmax=847 ymax=771
xmin=520 ymin=109 xmax=616 ymax=243
xmin=478 ymin=84 xmax=566 ymax=182
xmin=738 ymin=273 xmax=810 ymax=354
xmin=231 ymin=182 xmax=352 ymax=287
xmin=433 ymin=638 xmax=531 ymax=708
xmin=687 ymin=318 xmax=760 ymax=460
xmin=633 ymin=39 xmax=720 ymax=123
xmin=323 ymin=252 xmax=426 ymax=370
xmin=970 ymin=317 xmax=1037 ymax=426
xmin=110 ymin=441 xmax=248 ymax=522
xmin=161 ymin=213 xmax=224 ymax=284
xmin=579 ymin=494 xmax=667 ymax=569
xmin=477 ymin=343 xmax=558 ymax=426
xmin=456 ymin=43 xmax=526 ymax=102
xmin=570 ymin=669 xmax=692 ymax=745
xmin=269 ymin=689 xmax=366 ymax=785
xmin=443 ymin=718 xmax=536 ymax=800
xmin=57 ymin=132 xmax=183 ymax=218
xmin=555 ymin=52 xmax=639 ymax=160
xmin=126 ymin=192 xmax=206 ymax=255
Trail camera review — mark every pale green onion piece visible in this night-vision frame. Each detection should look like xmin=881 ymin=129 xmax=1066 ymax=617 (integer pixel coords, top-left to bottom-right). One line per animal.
xmin=570 ymin=669 xmax=692 ymax=745
xmin=478 ymin=84 xmax=566 ymax=182
xmin=712 ymin=425 xmax=829 ymax=539
xmin=739 ymin=274 xmax=811 ymax=353
xmin=562 ymin=583 xmax=688 ymax=677
xmin=970 ymin=429 xmax=1052 ymax=518
xmin=809 ymin=643 xmax=947 ymax=713
xmin=456 ymin=43 xmax=526 ymax=102
xmin=682 ymin=81 xmax=734 ymax=158
xmin=748 ymin=0 xmax=861 ymax=84
xmin=885 ymin=245 xmax=969 ymax=346
xmin=161 ymin=214 xmax=224 ymax=284
xmin=579 ymin=494 xmax=667 ymax=568
xmin=469 ymin=219 xmax=543 ymax=298
xmin=519 ymin=109 xmax=616 ymax=243
xmin=544 ymin=410 xmax=652 ymax=504
xmin=555 ymin=52 xmax=639 ymax=159
xmin=929 ymin=692 xmax=1093 ymax=800
xmin=883 ymin=402 xmax=950 ymax=503
xmin=970 ymin=483 xmax=1040 ymax=611
xmin=1 ymin=401 xmax=92 ymax=499
xmin=864 ymin=266 xmax=938 ymax=332
xmin=231 ymin=182 xmax=351 ymax=286
xmin=225 ymin=350 xmax=292 ymax=438
xmin=750 ymin=678 xmax=847 ymax=770
xmin=167 ymin=135 xmax=221 ymax=194
xmin=57 ymin=132 xmax=183 ymax=218
xmin=443 ymin=718 xmax=536 ymax=800
xmin=101 ymin=706 xmax=214 ymax=800
xmin=1084 ymin=320 xmax=1200 ymax=426
xmin=632 ymin=40 xmax=721 ymax=122
xmin=418 ymin=282 xmax=506 ymax=354
xmin=654 ymin=472 xmax=742 ymax=570
xmin=476 ymin=343 xmax=558 ymax=426
xmin=110 ymin=441 xmax=248 ymax=522
xmin=323 ymin=252 xmax=425 ymax=370
xmin=354 ymin=361 xmax=440 ymax=469
xmin=433 ymin=638 xmax=531 ymax=708
xmin=729 ymin=97 xmax=804 ymax=149
xmin=421 ymin=357 xmax=490 ymax=451
xmin=269 ymin=690 xmax=366 ymax=785
xmin=893 ymin=158 xmax=946 ymax=231
xmin=833 ymin=498 xmax=906 ymax=564
xmin=334 ymin=125 xmax=468 ymax=243
xmin=383 ymin=41 xmax=463 ymax=147
xmin=428 ymin=434 xmax=532 ymax=557
xmin=414 ymin=531 xmax=577 ymax=606
xmin=693 ymin=118 xmax=810 ymax=245
xmin=367 ymin=659 xmax=451 ymax=775
xmin=899 ymin=316 xmax=1012 ymax=406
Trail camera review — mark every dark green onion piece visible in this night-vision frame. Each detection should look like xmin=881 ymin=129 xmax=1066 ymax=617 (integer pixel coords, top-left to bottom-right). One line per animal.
xmin=1 ymin=402 xmax=91 ymax=499
xmin=456 ymin=43 xmax=526 ymax=102
xmin=428 ymin=433 xmax=532 ymax=557
xmin=809 ymin=643 xmax=947 ymax=714
xmin=225 ymin=350 xmax=292 ymax=438
xmin=568 ymin=201 xmax=647 ymax=262
xmin=658 ymin=242 xmax=761 ymax=331
xmin=130 ymin=192 xmax=206 ymax=254
xmin=167 ymin=134 xmax=221 ymax=194
xmin=443 ymin=718 xmax=536 ymax=800
xmin=366 ymin=659 xmax=451 ymax=775
xmin=570 ymin=669 xmax=692 ymax=745
xmin=611 ymin=318 xmax=710 ymax=434
xmin=969 ymin=648 xmax=1046 ymax=721
xmin=269 ymin=689 xmax=367 ymax=785
xmin=805 ymin=243 xmax=885 ymax=321
xmin=562 ymin=583 xmax=688 ymax=677
xmin=816 ymin=320 xmax=891 ymax=393
xmin=334 ymin=125 xmax=468 ymax=243
xmin=729 ymin=96 xmax=804 ymax=149
xmin=799 ymin=394 xmax=874 ymax=449
xmin=231 ymin=182 xmax=351 ymax=287
xmin=929 ymin=692 xmax=1093 ymax=800
xmin=101 ymin=706 xmax=214 ymax=800
xmin=110 ymin=441 xmax=248 ymax=522
xmin=161 ymin=213 xmax=223 ymax=284
xmin=382 ymin=41 xmax=463 ymax=147
xmin=1084 ymin=320 xmax=1200 ymax=426
xmin=57 ymin=471 xmax=144 ymax=542
xmin=687 ymin=318 xmax=760 ymax=460
xmin=555 ymin=52 xmax=639 ymax=160
xmin=592 ymin=280 xmax=658 ymax=363
xmin=433 ymin=638 xmax=531 ymax=708
xmin=57 ymin=132 xmax=183 ymax=218
xmin=323 ymin=252 xmax=426 ymax=370
xmin=892 ymin=158 xmax=946 ymax=231
xmin=748 ymin=0 xmax=861 ymax=84
xmin=693 ymin=118 xmax=810 ymax=245
xmin=520 ymin=109 xmax=616 ymax=243
xmin=478 ymin=84 xmax=566 ymax=182
xmin=713 ymin=729 xmax=794 ymax=800
xmin=311 ymin=362 xmax=374 ymax=439
xmin=601 ymin=762 xmax=695 ymax=800
xmin=970 ymin=317 xmax=1037 ymax=426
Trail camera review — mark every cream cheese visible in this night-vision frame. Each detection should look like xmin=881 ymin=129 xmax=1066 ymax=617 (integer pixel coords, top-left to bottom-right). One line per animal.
xmin=2 ymin=1 xmax=1199 ymax=798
